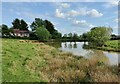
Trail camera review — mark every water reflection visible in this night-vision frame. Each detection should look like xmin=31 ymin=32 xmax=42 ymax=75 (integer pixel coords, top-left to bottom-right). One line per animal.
xmin=73 ymin=42 xmax=77 ymax=48
xmin=46 ymin=42 xmax=118 ymax=65
xmin=64 ymin=42 xmax=78 ymax=49
xmin=45 ymin=42 xmax=62 ymax=48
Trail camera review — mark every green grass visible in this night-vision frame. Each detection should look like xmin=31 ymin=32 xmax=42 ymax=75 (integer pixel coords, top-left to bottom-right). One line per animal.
xmin=98 ymin=40 xmax=120 ymax=52
xmin=2 ymin=39 xmax=46 ymax=82
xmin=2 ymin=39 xmax=119 ymax=82
xmin=105 ymin=40 xmax=120 ymax=49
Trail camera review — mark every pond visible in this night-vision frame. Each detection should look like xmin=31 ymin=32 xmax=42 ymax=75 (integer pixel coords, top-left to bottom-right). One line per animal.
xmin=46 ymin=42 xmax=119 ymax=65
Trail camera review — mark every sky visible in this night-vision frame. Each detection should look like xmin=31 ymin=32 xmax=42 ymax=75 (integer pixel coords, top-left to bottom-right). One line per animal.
xmin=1 ymin=1 xmax=119 ymax=35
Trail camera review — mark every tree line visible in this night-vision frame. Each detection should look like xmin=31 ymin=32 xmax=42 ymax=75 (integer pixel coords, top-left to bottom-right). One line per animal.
xmin=1 ymin=18 xmax=119 ymax=46
xmin=1 ymin=18 xmax=62 ymax=41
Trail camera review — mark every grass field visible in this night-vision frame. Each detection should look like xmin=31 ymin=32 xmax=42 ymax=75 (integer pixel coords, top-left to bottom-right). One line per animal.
xmin=98 ymin=40 xmax=120 ymax=52
xmin=105 ymin=40 xmax=120 ymax=49
xmin=2 ymin=39 xmax=119 ymax=82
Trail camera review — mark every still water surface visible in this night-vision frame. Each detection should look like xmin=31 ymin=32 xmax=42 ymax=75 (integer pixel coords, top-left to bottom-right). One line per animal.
xmin=46 ymin=42 xmax=119 ymax=65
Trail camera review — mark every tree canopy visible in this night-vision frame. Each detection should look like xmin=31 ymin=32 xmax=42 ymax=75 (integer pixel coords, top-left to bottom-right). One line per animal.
xmin=87 ymin=26 xmax=113 ymax=46
xmin=35 ymin=26 xmax=51 ymax=41
xmin=30 ymin=18 xmax=61 ymax=39
xmin=30 ymin=18 xmax=44 ymax=31
xmin=2 ymin=24 xmax=10 ymax=36
xmin=12 ymin=18 xmax=28 ymax=30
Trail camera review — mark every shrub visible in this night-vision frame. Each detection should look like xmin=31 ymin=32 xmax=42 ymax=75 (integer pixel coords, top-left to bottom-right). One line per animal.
xmin=35 ymin=26 xmax=51 ymax=41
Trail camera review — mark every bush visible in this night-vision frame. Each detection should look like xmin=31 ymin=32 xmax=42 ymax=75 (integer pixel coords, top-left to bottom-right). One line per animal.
xmin=35 ymin=26 xmax=51 ymax=41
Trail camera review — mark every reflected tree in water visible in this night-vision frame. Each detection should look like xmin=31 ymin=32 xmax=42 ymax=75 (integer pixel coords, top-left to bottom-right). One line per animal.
xmin=68 ymin=42 xmax=72 ymax=49
xmin=73 ymin=42 xmax=77 ymax=48
xmin=64 ymin=42 xmax=67 ymax=48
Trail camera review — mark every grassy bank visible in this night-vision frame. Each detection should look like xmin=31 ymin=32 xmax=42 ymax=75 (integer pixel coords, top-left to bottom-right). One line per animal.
xmin=99 ymin=40 xmax=120 ymax=52
xmin=84 ymin=40 xmax=120 ymax=52
xmin=2 ymin=39 xmax=118 ymax=82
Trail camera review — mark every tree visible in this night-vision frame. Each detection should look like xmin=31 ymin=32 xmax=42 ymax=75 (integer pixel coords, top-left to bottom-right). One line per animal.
xmin=63 ymin=34 xmax=67 ymax=40
xmin=81 ymin=33 xmax=88 ymax=41
xmin=20 ymin=19 xmax=28 ymax=30
xmin=63 ymin=34 xmax=67 ymax=38
xmin=68 ymin=33 xmax=73 ymax=41
xmin=35 ymin=26 xmax=51 ymax=41
xmin=87 ymin=26 xmax=112 ymax=46
xmin=44 ymin=20 xmax=61 ymax=39
xmin=52 ymin=30 xmax=62 ymax=39
xmin=30 ymin=18 xmax=44 ymax=31
xmin=68 ymin=33 xmax=72 ymax=38
xmin=30 ymin=18 xmax=61 ymax=39
xmin=73 ymin=33 xmax=79 ymax=42
xmin=44 ymin=20 xmax=56 ymax=35
xmin=12 ymin=18 xmax=28 ymax=30
xmin=12 ymin=18 xmax=21 ymax=29
xmin=2 ymin=24 xmax=10 ymax=36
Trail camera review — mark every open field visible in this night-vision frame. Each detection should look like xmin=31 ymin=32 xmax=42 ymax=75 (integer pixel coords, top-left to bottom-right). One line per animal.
xmin=2 ymin=39 xmax=119 ymax=82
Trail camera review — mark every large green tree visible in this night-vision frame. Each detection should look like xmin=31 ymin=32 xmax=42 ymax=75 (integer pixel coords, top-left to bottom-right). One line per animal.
xmin=30 ymin=18 xmax=44 ymax=31
xmin=87 ymin=26 xmax=113 ymax=46
xmin=12 ymin=18 xmax=28 ymax=30
xmin=20 ymin=19 xmax=28 ymax=30
xmin=30 ymin=18 xmax=61 ymax=39
xmin=35 ymin=26 xmax=51 ymax=41
xmin=44 ymin=20 xmax=56 ymax=35
xmin=12 ymin=18 xmax=21 ymax=29
xmin=2 ymin=24 xmax=10 ymax=36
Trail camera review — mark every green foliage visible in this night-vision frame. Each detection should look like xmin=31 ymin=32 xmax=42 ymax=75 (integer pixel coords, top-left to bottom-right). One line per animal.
xmin=62 ymin=33 xmax=79 ymax=42
xmin=35 ymin=26 xmax=51 ymax=41
xmin=20 ymin=19 xmax=28 ymax=30
xmin=63 ymin=34 xmax=67 ymax=38
xmin=52 ymin=30 xmax=62 ymax=39
xmin=68 ymin=32 xmax=73 ymax=38
xmin=30 ymin=18 xmax=44 ymax=31
xmin=73 ymin=33 xmax=79 ymax=41
xmin=44 ymin=20 xmax=55 ymax=35
xmin=2 ymin=24 xmax=10 ymax=36
xmin=105 ymin=40 xmax=120 ymax=49
xmin=12 ymin=18 xmax=21 ymax=29
xmin=81 ymin=33 xmax=88 ymax=41
xmin=30 ymin=18 xmax=61 ymax=39
xmin=87 ymin=26 xmax=113 ymax=46
xmin=12 ymin=18 xmax=28 ymax=30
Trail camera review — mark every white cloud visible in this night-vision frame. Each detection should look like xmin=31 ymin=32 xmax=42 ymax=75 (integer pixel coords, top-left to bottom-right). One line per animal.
xmin=114 ymin=18 xmax=120 ymax=23
xmin=72 ymin=19 xmax=95 ymax=28
xmin=104 ymin=1 xmax=118 ymax=8
xmin=87 ymin=9 xmax=103 ymax=17
xmin=67 ymin=10 xmax=79 ymax=17
xmin=57 ymin=8 xmax=103 ymax=18
xmin=89 ymin=24 xmax=95 ymax=28
xmin=73 ymin=20 xmax=87 ymax=27
xmin=61 ymin=3 xmax=70 ymax=8
xmin=55 ymin=9 xmax=65 ymax=18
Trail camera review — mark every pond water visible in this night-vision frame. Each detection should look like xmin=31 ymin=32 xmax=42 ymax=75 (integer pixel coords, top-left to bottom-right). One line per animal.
xmin=46 ymin=42 xmax=119 ymax=65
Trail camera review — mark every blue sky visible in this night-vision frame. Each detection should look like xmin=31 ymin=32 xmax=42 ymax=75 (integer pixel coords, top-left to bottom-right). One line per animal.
xmin=2 ymin=2 xmax=119 ymax=35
